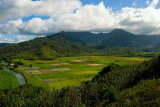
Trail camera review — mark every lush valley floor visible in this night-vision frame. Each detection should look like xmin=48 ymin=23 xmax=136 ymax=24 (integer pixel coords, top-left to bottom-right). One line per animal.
xmin=2 ymin=56 xmax=148 ymax=90
xmin=0 ymin=68 xmax=18 ymax=90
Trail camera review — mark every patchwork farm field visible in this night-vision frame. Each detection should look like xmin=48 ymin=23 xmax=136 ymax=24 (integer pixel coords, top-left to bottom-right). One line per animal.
xmin=14 ymin=56 xmax=148 ymax=89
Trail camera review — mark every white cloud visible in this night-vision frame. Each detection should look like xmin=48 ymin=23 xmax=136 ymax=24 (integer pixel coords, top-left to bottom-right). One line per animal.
xmin=132 ymin=0 xmax=137 ymax=7
xmin=149 ymin=0 xmax=159 ymax=8
xmin=14 ymin=35 xmax=32 ymax=43
xmin=0 ymin=19 xmax=23 ymax=34
xmin=0 ymin=34 xmax=34 ymax=43
xmin=0 ymin=34 xmax=14 ymax=43
xmin=0 ymin=0 xmax=160 ymax=40
xmin=146 ymin=0 xmax=150 ymax=5
xmin=57 ymin=1 xmax=117 ymax=32
xmin=0 ymin=0 xmax=81 ymax=23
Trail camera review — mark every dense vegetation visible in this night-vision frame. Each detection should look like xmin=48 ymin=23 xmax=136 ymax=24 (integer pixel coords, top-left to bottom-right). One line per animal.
xmin=110 ymin=79 xmax=160 ymax=106
xmin=1 ymin=55 xmax=160 ymax=106
xmin=0 ymin=36 xmax=95 ymax=60
xmin=67 ymin=31 xmax=108 ymax=44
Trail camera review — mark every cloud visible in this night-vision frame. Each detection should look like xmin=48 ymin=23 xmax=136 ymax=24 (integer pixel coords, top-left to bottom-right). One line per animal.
xmin=149 ymin=0 xmax=159 ymax=8
xmin=0 ymin=34 xmax=14 ymax=43
xmin=14 ymin=35 xmax=32 ymax=43
xmin=146 ymin=0 xmax=150 ymax=5
xmin=132 ymin=0 xmax=137 ymax=7
xmin=0 ymin=0 xmax=81 ymax=23
xmin=118 ymin=7 xmax=160 ymax=35
xmin=0 ymin=19 xmax=23 ymax=34
xmin=0 ymin=0 xmax=160 ymax=39
xmin=0 ymin=34 xmax=34 ymax=43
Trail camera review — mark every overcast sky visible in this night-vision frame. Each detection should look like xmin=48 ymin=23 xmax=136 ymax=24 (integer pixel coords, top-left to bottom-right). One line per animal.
xmin=0 ymin=0 xmax=160 ymax=43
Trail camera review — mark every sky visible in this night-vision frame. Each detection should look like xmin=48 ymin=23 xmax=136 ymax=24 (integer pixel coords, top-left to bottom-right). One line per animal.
xmin=0 ymin=0 xmax=160 ymax=43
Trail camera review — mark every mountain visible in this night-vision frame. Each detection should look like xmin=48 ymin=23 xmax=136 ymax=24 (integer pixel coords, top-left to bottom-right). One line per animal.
xmin=0 ymin=43 xmax=13 ymax=48
xmin=48 ymin=31 xmax=86 ymax=45
xmin=0 ymin=35 xmax=95 ymax=60
xmin=67 ymin=32 xmax=108 ymax=44
xmin=1 ymin=29 xmax=160 ymax=60
xmin=64 ymin=30 xmax=160 ymax=48
xmin=100 ymin=29 xmax=156 ymax=48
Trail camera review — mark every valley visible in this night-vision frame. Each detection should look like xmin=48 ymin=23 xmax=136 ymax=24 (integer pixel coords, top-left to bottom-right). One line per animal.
xmin=1 ymin=56 xmax=147 ymax=90
xmin=1 ymin=0 xmax=160 ymax=106
xmin=0 ymin=29 xmax=160 ymax=106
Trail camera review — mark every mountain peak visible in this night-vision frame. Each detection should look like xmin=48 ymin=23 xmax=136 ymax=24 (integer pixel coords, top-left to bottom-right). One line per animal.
xmin=110 ymin=29 xmax=133 ymax=35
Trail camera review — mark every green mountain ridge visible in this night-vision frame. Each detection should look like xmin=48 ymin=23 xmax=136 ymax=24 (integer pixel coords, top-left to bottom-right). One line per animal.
xmin=0 ymin=36 xmax=95 ymax=60
xmin=100 ymin=29 xmax=156 ymax=48
xmin=67 ymin=32 xmax=108 ymax=45
xmin=1 ymin=29 xmax=160 ymax=60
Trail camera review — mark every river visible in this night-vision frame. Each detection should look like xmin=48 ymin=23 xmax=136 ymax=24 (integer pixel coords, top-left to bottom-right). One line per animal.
xmin=2 ymin=66 xmax=26 ymax=85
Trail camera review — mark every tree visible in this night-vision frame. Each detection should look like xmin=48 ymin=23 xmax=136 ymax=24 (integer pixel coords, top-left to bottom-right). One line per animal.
xmin=14 ymin=63 xmax=18 ymax=68
xmin=30 ymin=64 xmax=32 ymax=68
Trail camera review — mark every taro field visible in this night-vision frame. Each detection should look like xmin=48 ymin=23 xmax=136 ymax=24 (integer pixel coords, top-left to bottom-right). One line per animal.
xmin=13 ymin=56 xmax=148 ymax=89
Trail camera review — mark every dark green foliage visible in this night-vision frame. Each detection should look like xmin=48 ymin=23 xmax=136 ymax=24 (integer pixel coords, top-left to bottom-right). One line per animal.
xmin=0 ymin=36 xmax=95 ymax=60
xmin=14 ymin=63 xmax=18 ymax=68
xmin=101 ymin=47 xmax=142 ymax=56
xmin=48 ymin=31 xmax=86 ymax=45
xmin=67 ymin=32 xmax=98 ymax=43
xmin=110 ymin=79 xmax=160 ymax=107
xmin=0 ymin=65 xmax=2 ymax=70
xmin=29 ymin=64 xmax=32 ymax=68
xmin=67 ymin=32 xmax=108 ymax=44
xmin=0 ymin=85 xmax=83 ymax=107
xmin=15 ymin=60 xmax=24 ymax=65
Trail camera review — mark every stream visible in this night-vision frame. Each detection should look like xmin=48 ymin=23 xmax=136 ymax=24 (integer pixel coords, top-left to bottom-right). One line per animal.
xmin=2 ymin=66 xmax=26 ymax=85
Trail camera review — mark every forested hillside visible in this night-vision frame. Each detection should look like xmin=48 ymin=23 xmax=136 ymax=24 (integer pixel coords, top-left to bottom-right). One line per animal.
xmin=1 ymin=29 xmax=160 ymax=60
xmin=0 ymin=36 xmax=95 ymax=60
xmin=1 ymin=55 xmax=160 ymax=106
xmin=67 ymin=32 xmax=108 ymax=44
xmin=66 ymin=29 xmax=160 ymax=48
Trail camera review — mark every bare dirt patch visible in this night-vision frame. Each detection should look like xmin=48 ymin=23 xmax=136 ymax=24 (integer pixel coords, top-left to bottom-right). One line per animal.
xmin=53 ymin=61 xmax=60 ymax=63
xmin=43 ymin=79 xmax=52 ymax=82
xmin=87 ymin=64 xmax=104 ymax=66
xmin=61 ymin=63 xmax=70 ymax=65
xmin=71 ymin=60 xmax=96 ymax=64
xmin=51 ymin=64 xmax=61 ymax=66
xmin=51 ymin=63 xmax=70 ymax=66
xmin=23 ymin=67 xmax=40 ymax=70
xmin=40 ymin=69 xmax=56 ymax=74
xmin=50 ymin=68 xmax=71 ymax=71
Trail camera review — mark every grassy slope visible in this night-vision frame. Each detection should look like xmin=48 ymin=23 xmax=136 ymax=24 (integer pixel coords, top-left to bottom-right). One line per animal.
xmin=29 ymin=75 xmax=48 ymax=89
xmin=0 ymin=69 xmax=19 ymax=90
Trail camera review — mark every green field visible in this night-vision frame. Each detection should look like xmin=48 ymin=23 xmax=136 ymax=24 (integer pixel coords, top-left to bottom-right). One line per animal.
xmin=12 ymin=56 xmax=148 ymax=89
xmin=0 ymin=68 xmax=19 ymax=90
